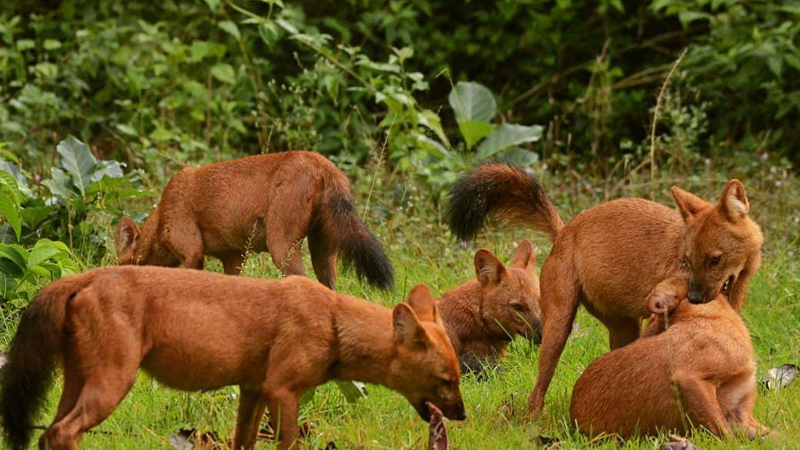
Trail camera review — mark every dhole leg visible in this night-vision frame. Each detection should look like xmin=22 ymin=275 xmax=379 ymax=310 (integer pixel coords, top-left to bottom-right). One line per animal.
xmin=161 ymin=220 xmax=205 ymax=270
xmin=267 ymin=234 xmax=306 ymax=278
xmin=528 ymin=264 xmax=580 ymax=418
xmin=673 ymin=373 xmax=732 ymax=437
xmin=40 ymin=372 xmax=136 ymax=450
xmin=232 ymin=388 xmax=267 ymax=449
xmin=601 ymin=316 xmax=641 ymax=350
xmin=265 ymin=388 xmax=300 ymax=450
xmin=221 ymin=252 xmax=245 ymax=275
xmin=309 ymin=230 xmax=337 ymax=290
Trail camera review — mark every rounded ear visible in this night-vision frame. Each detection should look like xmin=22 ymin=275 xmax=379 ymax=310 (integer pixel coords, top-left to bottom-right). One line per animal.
xmin=509 ymin=240 xmax=536 ymax=274
xmin=671 ymin=186 xmax=709 ymax=221
xmin=474 ymin=249 xmax=507 ymax=287
xmin=717 ymin=179 xmax=749 ymax=222
xmin=393 ymin=303 xmax=428 ymax=346
xmin=406 ymin=284 xmax=439 ymax=323
xmin=114 ymin=217 xmax=140 ymax=254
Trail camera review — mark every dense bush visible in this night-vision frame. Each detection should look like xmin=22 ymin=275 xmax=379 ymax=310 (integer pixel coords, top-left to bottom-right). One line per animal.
xmin=1 ymin=0 xmax=798 ymax=180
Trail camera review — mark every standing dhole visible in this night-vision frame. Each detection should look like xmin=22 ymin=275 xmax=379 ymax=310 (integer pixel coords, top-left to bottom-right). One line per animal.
xmin=437 ymin=240 xmax=542 ymax=363
xmin=446 ymin=164 xmax=763 ymax=417
xmin=569 ymin=278 xmax=766 ymax=439
xmin=115 ymin=151 xmax=394 ymax=290
xmin=0 ymin=267 xmax=464 ymax=450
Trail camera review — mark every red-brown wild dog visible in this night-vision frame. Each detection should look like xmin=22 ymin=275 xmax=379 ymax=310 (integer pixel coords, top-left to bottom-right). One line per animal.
xmin=437 ymin=240 xmax=542 ymax=364
xmin=115 ymin=151 xmax=393 ymax=290
xmin=0 ymin=267 xmax=464 ymax=450
xmin=569 ymin=278 xmax=766 ymax=439
xmin=446 ymin=164 xmax=763 ymax=416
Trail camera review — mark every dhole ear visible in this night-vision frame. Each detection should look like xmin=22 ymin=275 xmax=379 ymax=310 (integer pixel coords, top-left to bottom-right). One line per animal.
xmin=406 ymin=284 xmax=440 ymax=324
xmin=474 ymin=249 xmax=507 ymax=287
xmin=671 ymin=186 xmax=709 ymax=221
xmin=717 ymin=179 xmax=749 ymax=222
xmin=115 ymin=217 xmax=140 ymax=254
xmin=509 ymin=240 xmax=536 ymax=274
xmin=393 ymin=303 xmax=429 ymax=346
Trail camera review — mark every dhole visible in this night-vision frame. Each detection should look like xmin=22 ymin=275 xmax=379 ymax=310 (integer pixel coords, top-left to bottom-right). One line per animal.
xmin=437 ymin=240 xmax=542 ymax=362
xmin=115 ymin=151 xmax=394 ymax=290
xmin=0 ymin=267 xmax=464 ymax=450
xmin=446 ymin=164 xmax=763 ymax=416
xmin=569 ymin=278 xmax=766 ymax=439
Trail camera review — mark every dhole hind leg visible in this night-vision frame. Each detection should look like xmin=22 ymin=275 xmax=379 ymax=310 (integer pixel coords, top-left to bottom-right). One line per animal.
xmin=529 ymin=259 xmax=580 ymax=418
xmin=673 ymin=372 xmax=732 ymax=437
xmin=309 ymin=228 xmax=337 ymax=290
xmin=266 ymin=217 xmax=311 ymax=278
xmin=221 ymin=252 xmax=245 ymax=275
xmin=601 ymin=315 xmax=641 ymax=350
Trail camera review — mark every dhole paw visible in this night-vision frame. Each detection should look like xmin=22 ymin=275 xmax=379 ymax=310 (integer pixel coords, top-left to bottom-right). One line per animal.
xmin=659 ymin=435 xmax=700 ymax=450
xmin=647 ymin=278 xmax=689 ymax=315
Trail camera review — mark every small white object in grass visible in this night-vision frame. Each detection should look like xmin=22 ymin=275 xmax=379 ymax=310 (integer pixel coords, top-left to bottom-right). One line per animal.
xmin=761 ymin=364 xmax=799 ymax=390
xmin=427 ymin=402 xmax=448 ymax=450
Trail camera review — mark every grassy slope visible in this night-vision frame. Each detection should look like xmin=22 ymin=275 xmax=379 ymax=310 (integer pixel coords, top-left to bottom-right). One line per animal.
xmin=1 ymin=179 xmax=799 ymax=450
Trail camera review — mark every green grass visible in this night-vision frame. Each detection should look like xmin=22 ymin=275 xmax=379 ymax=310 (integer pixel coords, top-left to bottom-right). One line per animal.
xmin=2 ymin=178 xmax=799 ymax=450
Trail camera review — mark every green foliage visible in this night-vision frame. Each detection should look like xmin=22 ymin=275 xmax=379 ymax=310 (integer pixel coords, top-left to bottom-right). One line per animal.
xmin=0 ymin=239 xmax=77 ymax=305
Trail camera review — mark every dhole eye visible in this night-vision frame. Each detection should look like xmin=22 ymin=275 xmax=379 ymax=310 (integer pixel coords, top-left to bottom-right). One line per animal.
xmin=709 ymin=255 xmax=721 ymax=266
xmin=511 ymin=303 xmax=524 ymax=312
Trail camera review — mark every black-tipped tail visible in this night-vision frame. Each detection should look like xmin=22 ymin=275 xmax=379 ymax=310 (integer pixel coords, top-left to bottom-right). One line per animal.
xmin=446 ymin=164 xmax=563 ymax=242
xmin=1 ymin=286 xmax=67 ymax=450
xmin=326 ymin=195 xmax=395 ymax=290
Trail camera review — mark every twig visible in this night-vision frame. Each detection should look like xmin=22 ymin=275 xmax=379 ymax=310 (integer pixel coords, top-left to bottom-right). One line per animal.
xmin=649 ymin=47 xmax=688 ymax=198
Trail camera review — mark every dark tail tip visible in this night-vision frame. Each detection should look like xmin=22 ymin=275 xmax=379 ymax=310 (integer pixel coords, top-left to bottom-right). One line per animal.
xmin=330 ymin=196 xmax=395 ymax=290
xmin=446 ymin=165 xmax=504 ymax=242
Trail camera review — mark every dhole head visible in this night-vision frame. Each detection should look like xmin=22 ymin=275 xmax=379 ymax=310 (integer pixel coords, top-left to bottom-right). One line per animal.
xmin=474 ymin=240 xmax=542 ymax=344
xmin=391 ymin=284 xmax=466 ymax=422
xmin=671 ymin=180 xmax=763 ymax=304
xmin=114 ymin=217 xmax=141 ymax=265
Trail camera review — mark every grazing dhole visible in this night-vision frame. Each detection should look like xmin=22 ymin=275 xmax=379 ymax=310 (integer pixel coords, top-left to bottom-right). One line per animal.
xmin=115 ymin=151 xmax=394 ymax=290
xmin=0 ymin=267 xmax=464 ymax=450
xmin=570 ymin=278 xmax=767 ymax=439
xmin=437 ymin=240 xmax=542 ymax=364
xmin=446 ymin=164 xmax=763 ymax=416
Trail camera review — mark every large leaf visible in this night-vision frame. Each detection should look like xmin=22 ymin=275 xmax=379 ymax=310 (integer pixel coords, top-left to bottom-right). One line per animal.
xmin=418 ymin=110 xmax=450 ymax=148
xmin=42 ymin=167 xmax=73 ymax=200
xmin=91 ymin=160 xmax=125 ymax=181
xmin=0 ymin=160 xmax=31 ymax=197
xmin=448 ymin=81 xmax=496 ymax=124
xmin=492 ymin=147 xmax=540 ymax=167
xmin=458 ymin=120 xmax=495 ymax=150
xmin=0 ymin=244 xmax=28 ymax=277
xmin=0 ymin=187 xmax=21 ymax=241
xmin=28 ymin=240 xmax=68 ymax=268
xmin=475 ymin=124 xmax=544 ymax=161
xmin=334 ymin=380 xmax=368 ymax=403
xmin=57 ymin=136 xmax=97 ymax=197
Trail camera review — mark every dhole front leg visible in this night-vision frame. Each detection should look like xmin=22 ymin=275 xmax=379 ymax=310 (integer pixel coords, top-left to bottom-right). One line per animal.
xmin=265 ymin=388 xmax=301 ymax=450
xmin=232 ymin=388 xmax=268 ymax=450
xmin=601 ymin=316 xmax=641 ymax=350
xmin=672 ymin=372 xmax=732 ymax=437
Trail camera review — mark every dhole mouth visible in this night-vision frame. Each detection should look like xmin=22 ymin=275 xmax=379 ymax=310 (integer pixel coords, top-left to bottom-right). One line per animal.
xmin=721 ymin=275 xmax=734 ymax=298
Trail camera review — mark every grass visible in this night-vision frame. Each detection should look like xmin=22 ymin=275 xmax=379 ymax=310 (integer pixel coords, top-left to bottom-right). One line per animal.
xmin=1 ymin=172 xmax=799 ymax=450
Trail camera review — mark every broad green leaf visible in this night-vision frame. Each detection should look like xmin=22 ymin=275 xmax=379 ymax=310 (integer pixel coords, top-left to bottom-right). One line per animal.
xmin=116 ymin=124 xmax=138 ymax=136
xmin=0 ymin=243 xmax=28 ymax=276
xmin=19 ymin=206 xmax=54 ymax=230
xmin=335 ymin=380 xmax=368 ymax=403
xmin=42 ymin=167 xmax=73 ymax=199
xmin=43 ymin=39 xmax=62 ymax=50
xmin=29 ymin=242 xmax=65 ymax=268
xmin=57 ymin=135 xmax=97 ymax=197
xmin=0 ymin=187 xmax=21 ymax=241
xmin=459 ymin=120 xmax=495 ymax=150
xmin=28 ymin=264 xmax=51 ymax=278
xmin=91 ymin=160 xmax=125 ymax=181
xmin=0 ymin=169 xmax=21 ymax=202
xmin=0 ymin=160 xmax=31 ymax=197
xmin=492 ymin=147 xmax=540 ymax=167
xmin=0 ymin=271 xmax=18 ymax=298
xmin=211 ymin=63 xmax=236 ymax=84
xmin=416 ymin=135 xmax=450 ymax=159
xmin=475 ymin=124 xmax=544 ymax=161
xmin=448 ymin=81 xmax=496 ymax=124
xmin=203 ymin=0 xmax=220 ymax=11
xmin=149 ymin=126 xmax=174 ymax=142
xmin=218 ymin=21 xmax=241 ymax=40
xmin=678 ymin=10 xmax=711 ymax=26
xmin=418 ymin=110 xmax=450 ymax=148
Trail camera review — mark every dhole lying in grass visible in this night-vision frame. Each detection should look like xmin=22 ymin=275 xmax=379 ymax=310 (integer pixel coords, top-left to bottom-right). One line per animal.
xmin=569 ymin=278 xmax=767 ymax=439
xmin=0 ymin=267 xmax=464 ymax=450
xmin=115 ymin=151 xmax=393 ymax=290
xmin=446 ymin=164 xmax=763 ymax=416
xmin=437 ymin=240 xmax=542 ymax=365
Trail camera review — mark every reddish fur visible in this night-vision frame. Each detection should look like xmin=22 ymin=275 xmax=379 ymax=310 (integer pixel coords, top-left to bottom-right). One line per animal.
xmin=115 ymin=151 xmax=393 ymax=290
xmin=446 ymin=165 xmax=764 ymax=417
xmin=437 ymin=240 xmax=542 ymax=360
xmin=570 ymin=278 xmax=767 ymax=439
xmin=0 ymin=267 xmax=463 ymax=450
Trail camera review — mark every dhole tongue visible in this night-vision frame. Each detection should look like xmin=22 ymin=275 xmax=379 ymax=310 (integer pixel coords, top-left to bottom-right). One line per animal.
xmin=427 ymin=402 xmax=448 ymax=450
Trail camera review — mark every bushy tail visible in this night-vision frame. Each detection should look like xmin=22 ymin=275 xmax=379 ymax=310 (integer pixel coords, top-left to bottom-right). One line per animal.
xmin=1 ymin=282 xmax=71 ymax=450
xmin=446 ymin=164 xmax=564 ymax=242
xmin=321 ymin=184 xmax=395 ymax=290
